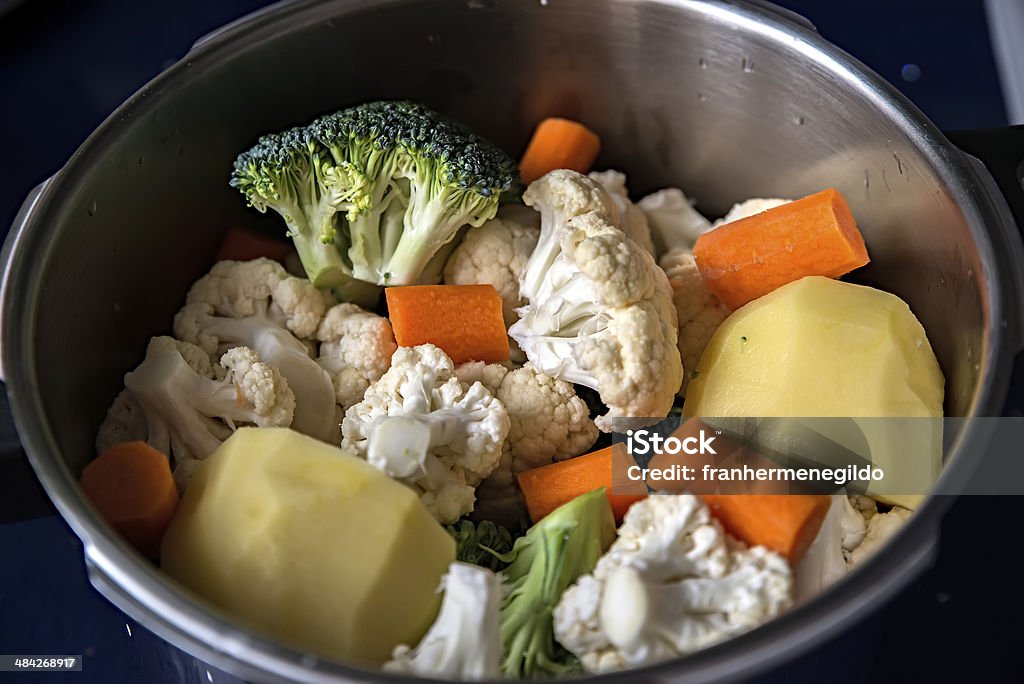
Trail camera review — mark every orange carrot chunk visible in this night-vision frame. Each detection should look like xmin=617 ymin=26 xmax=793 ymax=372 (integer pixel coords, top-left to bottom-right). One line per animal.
xmin=701 ymin=494 xmax=830 ymax=565
xmin=693 ymin=188 xmax=869 ymax=310
xmin=385 ymin=284 xmax=509 ymax=364
xmin=519 ymin=118 xmax=602 ymax=185
xmin=79 ymin=441 xmax=180 ymax=559
xmin=517 ymin=445 xmax=647 ymax=524
xmin=216 ymin=227 xmax=294 ymax=263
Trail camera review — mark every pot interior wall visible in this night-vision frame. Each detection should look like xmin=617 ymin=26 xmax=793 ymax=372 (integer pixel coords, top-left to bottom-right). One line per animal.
xmin=28 ymin=0 xmax=985 ymax=478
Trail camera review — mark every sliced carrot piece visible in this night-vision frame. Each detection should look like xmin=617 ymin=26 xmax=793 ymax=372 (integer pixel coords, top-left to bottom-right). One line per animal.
xmin=79 ymin=441 xmax=180 ymax=559
xmin=693 ymin=188 xmax=869 ymax=310
xmin=701 ymin=494 xmax=830 ymax=565
xmin=385 ymin=284 xmax=509 ymax=364
xmin=519 ymin=118 xmax=602 ymax=185
xmin=517 ymin=445 xmax=647 ymax=524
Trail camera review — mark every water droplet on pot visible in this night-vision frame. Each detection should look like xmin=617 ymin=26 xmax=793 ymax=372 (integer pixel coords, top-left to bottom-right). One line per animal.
xmin=86 ymin=200 xmax=97 ymax=217
xmin=137 ymin=156 xmax=145 ymax=165
xmin=697 ymin=92 xmax=706 ymax=102
xmin=741 ymin=57 xmax=754 ymax=73
xmin=698 ymin=57 xmax=707 ymax=69
xmin=794 ymin=115 xmax=805 ymax=125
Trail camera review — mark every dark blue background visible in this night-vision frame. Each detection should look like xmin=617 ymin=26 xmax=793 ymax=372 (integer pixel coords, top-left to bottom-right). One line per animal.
xmin=0 ymin=1 xmax=1017 ymax=682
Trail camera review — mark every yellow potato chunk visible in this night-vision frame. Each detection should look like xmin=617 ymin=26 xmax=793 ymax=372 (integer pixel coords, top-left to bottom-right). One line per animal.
xmin=160 ymin=427 xmax=454 ymax=666
xmin=684 ymin=276 xmax=944 ymax=508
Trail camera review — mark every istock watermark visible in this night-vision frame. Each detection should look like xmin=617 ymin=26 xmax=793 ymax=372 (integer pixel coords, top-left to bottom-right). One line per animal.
xmin=625 ymin=428 xmax=718 ymax=456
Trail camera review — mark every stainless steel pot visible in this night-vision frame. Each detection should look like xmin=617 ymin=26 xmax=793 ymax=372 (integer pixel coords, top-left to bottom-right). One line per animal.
xmin=3 ymin=0 xmax=1023 ymax=682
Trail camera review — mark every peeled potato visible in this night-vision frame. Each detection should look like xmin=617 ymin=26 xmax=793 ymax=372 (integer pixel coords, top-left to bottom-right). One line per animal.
xmin=683 ymin=276 xmax=944 ymax=508
xmin=160 ymin=427 xmax=454 ymax=666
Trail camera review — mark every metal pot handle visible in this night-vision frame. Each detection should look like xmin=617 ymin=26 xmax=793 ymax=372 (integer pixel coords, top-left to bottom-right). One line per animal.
xmin=946 ymin=127 xmax=1024 ymax=416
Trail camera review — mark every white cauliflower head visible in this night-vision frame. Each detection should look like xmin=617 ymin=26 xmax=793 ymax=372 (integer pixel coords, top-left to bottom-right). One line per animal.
xmin=315 ymin=302 xmax=397 ymax=409
xmin=384 ymin=562 xmax=502 ymax=680
xmin=588 ymin=170 xmax=655 ymax=256
xmin=509 ymin=170 xmax=683 ymax=432
xmin=174 ymin=258 xmax=338 ymax=442
xmin=659 ymin=250 xmax=730 ymax=391
xmin=341 ymin=344 xmax=510 ymax=524
xmin=846 ymin=504 xmax=911 ymax=567
xmin=554 ymin=495 xmax=793 ymax=672
xmin=111 ymin=337 xmax=294 ymax=491
xmin=637 ymin=187 xmax=714 ymax=257
xmin=455 ymin=362 xmax=599 ymax=526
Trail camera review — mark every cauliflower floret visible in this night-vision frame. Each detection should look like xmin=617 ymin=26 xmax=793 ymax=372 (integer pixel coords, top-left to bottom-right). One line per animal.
xmin=637 ymin=187 xmax=714 ymax=257
xmin=174 ymin=258 xmax=337 ymax=442
xmin=848 ymin=495 xmax=878 ymax=521
xmin=795 ymin=496 xmax=909 ymax=603
xmin=554 ymin=495 xmax=792 ymax=672
xmin=456 ymin=362 xmax=598 ymax=526
xmin=847 ymin=505 xmax=911 ymax=567
xmin=509 ymin=170 xmax=683 ymax=432
xmin=105 ymin=337 xmax=294 ymax=491
xmin=712 ymin=198 xmax=790 ymax=227
xmin=384 ymin=562 xmax=502 ymax=680
xmin=659 ymin=250 xmax=730 ymax=392
xmin=588 ymin=170 xmax=655 ymax=255
xmin=315 ymin=303 xmax=397 ymax=409
xmin=96 ymin=390 xmax=148 ymax=455
xmin=794 ymin=495 xmax=866 ymax=603
xmin=341 ymin=344 xmax=510 ymax=524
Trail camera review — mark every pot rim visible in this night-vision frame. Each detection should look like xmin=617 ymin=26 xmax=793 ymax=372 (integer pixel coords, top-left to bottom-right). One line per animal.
xmin=3 ymin=0 xmax=1022 ymax=682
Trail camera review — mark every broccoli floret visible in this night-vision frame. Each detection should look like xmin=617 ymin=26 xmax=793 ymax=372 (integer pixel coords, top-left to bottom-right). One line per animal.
xmin=232 ymin=101 xmax=519 ymax=288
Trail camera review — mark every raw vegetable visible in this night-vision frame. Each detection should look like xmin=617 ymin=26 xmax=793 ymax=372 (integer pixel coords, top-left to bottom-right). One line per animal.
xmin=446 ymin=519 xmax=515 ymax=572
xmin=385 ymin=562 xmax=503 ymax=680
xmin=516 ymin=445 xmax=647 ymax=524
xmin=508 ymin=170 xmax=683 ymax=431
xmin=693 ymin=188 xmax=869 ymax=309
xmin=659 ymin=250 xmax=729 ymax=392
xmin=173 ymin=258 xmax=338 ymax=442
xmin=637 ymin=187 xmax=714 ymax=256
xmin=554 ymin=495 xmax=793 ymax=672
xmin=385 ymin=284 xmax=510 ymax=364
xmin=794 ymin=495 xmax=868 ymax=602
xmin=588 ymin=170 xmax=655 ymax=255
xmin=160 ymin=427 xmax=454 ymax=666
xmin=231 ymin=101 xmax=519 ymax=288
xmin=701 ymin=494 xmax=831 ymax=565
xmin=519 ymin=118 xmax=601 ymax=185
xmin=314 ymin=302 xmax=397 ymax=409
xmin=684 ymin=276 xmax=945 ymax=509
xmin=215 ymin=227 xmax=293 ymax=263
xmin=455 ymin=361 xmax=598 ymax=527
xmin=99 ymin=338 xmax=295 ymax=491
xmin=496 ymin=488 xmax=617 ymax=677
xmin=795 ymin=495 xmax=911 ymax=601
xmin=341 ymin=344 xmax=510 ymax=523
xmin=846 ymin=503 xmax=911 ymax=567
xmin=79 ymin=441 xmax=179 ymax=558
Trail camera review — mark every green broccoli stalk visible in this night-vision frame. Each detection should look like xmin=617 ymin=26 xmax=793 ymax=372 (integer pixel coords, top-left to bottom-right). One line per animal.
xmin=305 ymin=101 xmax=519 ymax=285
xmin=496 ymin=489 xmax=616 ymax=678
